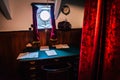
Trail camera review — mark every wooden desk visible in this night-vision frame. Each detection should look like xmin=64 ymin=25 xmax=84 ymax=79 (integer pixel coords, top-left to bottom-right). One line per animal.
xmin=17 ymin=46 xmax=80 ymax=80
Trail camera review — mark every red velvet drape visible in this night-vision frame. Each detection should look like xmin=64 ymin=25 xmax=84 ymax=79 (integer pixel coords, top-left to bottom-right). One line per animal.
xmin=78 ymin=0 xmax=120 ymax=80
xmin=102 ymin=0 xmax=120 ymax=80
xmin=50 ymin=4 xmax=57 ymax=41
xmin=78 ymin=0 xmax=98 ymax=80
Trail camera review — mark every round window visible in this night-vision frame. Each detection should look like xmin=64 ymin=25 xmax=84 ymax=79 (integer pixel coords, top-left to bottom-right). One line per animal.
xmin=39 ymin=10 xmax=50 ymax=21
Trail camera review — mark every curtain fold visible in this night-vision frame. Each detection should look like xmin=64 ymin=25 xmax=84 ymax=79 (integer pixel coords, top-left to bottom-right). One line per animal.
xmin=50 ymin=4 xmax=57 ymax=41
xmin=78 ymin=0 xmax=120 ymax=80
xmin=54 ymin=0 xmax=61 ymax=19
xmin=78 ymin=0 xmax=98 ymax=80
xmin=102 ymin=0 xmax=120 ymax=80
xmin=54 ymin=0 xmax=67 ymax=19
xmin=32 ymin=5 xmax=40 ymax=41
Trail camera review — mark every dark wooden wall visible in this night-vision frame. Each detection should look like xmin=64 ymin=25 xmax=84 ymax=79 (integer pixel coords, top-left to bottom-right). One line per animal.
xmin=0 ymin=28 xmax=82 ymax=80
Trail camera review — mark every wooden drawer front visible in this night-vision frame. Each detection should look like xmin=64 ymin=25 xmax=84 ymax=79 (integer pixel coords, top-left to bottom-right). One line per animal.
xmin=20 ymin=61 xmax=36 ymax=67
xmin=39 ymin=58 xmax=68 ymax=66
xmin=25 ymin=77 xmax=41 ymax=80
xmin=22 ymin=70 xmax=41 ymax=80
xmin=25 ymin=72 xmax=38 ymax=78
xmin=19 ymin=56 xmax=79 ymax=80
xmin=29 ymin=66 xmax=37 ymax=71
xmin=19 ymin=61 xmax=41 ymax=80
xmin=20 ymin=61 xmax=40 ymax=71
xmin=29 ymin=61 xmax=36 ymax=65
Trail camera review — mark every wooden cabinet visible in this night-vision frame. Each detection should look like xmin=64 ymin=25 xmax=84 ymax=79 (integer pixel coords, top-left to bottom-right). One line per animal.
xmin=19 ymin=61 xmax=40 ymax=80
xmin=17 ymin=47 xmax=79 ymax=80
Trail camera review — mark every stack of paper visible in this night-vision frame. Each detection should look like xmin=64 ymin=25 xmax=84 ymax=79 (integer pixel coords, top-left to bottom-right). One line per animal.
xmin=40 ymin=46 xmax=49 ymax=51
xmin=45 ymin=50 xmax=57 ymax=56
xmin=17 ymin=52 xmax=38 ymax=60
xmin=55 ymin=44 xmax=69 ymax=49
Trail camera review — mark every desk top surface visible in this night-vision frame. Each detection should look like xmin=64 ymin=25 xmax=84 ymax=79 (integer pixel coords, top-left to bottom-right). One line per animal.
xmin=18 ymin=46 xmax=80 ymax=61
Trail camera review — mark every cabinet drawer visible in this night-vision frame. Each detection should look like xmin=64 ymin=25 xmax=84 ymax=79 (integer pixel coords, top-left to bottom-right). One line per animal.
xmin=19 ymin=61 xmax=40 ymax=70
xmin=18 ymin=56 xmax=79 ymax=80
xmin=22 ymin=70 xmax=41 ymax=80
xmin=20 ymin=61 xmax=36 ymax=66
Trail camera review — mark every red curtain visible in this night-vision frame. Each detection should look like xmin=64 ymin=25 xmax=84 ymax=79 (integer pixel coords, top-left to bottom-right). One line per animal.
xmin=102 ymin=0 xmax=120 ymax=80
xmin=50 ymin=4 xmax=57 ymax=41
xmin=78 ymin=0 xmax=120 ymax=80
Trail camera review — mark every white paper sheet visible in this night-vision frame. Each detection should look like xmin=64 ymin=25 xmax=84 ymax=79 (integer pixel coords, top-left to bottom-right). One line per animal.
xmin=17 ymin=52 xmax=38 ymax=60
xmin=45 ymin=50 xmax=57 ymax=56
xmin=55 ymin=44 xmax=69 ymax=49
xmin=40 ymin=46 xmax=49 ymax=51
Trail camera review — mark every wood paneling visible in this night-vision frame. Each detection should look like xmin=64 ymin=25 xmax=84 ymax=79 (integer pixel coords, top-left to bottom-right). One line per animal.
xmin=0 ymin=28 xmax=82 ymax=80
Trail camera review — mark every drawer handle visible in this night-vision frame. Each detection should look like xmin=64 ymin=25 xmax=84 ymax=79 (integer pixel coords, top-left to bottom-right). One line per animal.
xmin=54 ymin=59 xmax=59 ymax=61
xmin=30 ymin=67 xmax=36 ymax=70
xmin=30 ymin=74 xmax=36 ymax=77
xmin=29 ymin=61 xmax=35 ymax=65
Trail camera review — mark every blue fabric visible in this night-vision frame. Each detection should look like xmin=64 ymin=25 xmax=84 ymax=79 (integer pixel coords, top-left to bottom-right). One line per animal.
xmin=32 ymin=4 xmax=40 ymax=41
